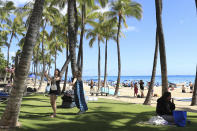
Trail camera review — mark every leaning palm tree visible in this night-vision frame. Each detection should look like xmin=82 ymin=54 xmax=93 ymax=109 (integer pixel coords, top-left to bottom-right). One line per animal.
xmin=144 ymin=30 xmax=159 ymax=105
xmin=110 ymin=0 xmax=142 ymax=96
xmin=191 ymin=66 xmax=197 ymax=106
xmin=0 ymin=0 xmax=44 ymax=128
xmin=155 ymin=0 xmax=168 ymax=94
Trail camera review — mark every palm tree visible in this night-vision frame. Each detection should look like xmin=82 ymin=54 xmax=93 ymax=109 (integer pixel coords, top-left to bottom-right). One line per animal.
xmin=6 ymin=15 xmax=26 ymax=67
xmin=86 ymin=15 xmax=105 ymax=91
xmin=144 ymin=30 xmax=159 ymax=105
xmin=155 ymin=0 xmax=168 ymax=94
xmin=110 ymin=0 xmax=142 ymax=96
xmin=191 ymin=66 xmax=197 ymax=106
xmin=76 ymin=0 xmax=108 ymax=73
xmin=102 ymin=18 xmax=117 ymax=88
xmin=67 ymin=0 xmax=78 ymax=77
xmin=0 ymin=1 xmax=15 ymax=24
xmin=0 ymin=0 xmax=45 ymax=127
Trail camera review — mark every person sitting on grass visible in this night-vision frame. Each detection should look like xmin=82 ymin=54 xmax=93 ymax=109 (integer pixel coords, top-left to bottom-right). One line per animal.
xmin=156 ymin=92 xmax=175 ymax=123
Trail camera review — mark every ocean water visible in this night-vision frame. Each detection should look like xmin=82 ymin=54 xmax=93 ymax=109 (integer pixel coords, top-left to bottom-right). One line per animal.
xmin=80 ymin=75 xmax=195 ymax=84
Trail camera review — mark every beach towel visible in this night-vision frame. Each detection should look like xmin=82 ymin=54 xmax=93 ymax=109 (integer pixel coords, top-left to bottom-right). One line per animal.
xmin=74 ymin=80 xmax=88 ymax=112
xmin=173 ymin=111 xmax=187 ymax=127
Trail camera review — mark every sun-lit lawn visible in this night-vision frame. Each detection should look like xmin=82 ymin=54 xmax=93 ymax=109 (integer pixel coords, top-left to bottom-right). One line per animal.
xmin=0 ymin=94 xmax=197 ymax=131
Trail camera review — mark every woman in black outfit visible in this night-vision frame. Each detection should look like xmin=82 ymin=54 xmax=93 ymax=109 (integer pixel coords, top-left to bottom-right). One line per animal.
xmin=156 ymin=92 xmax=175 ymax=123
xmin=45 ymin=69 xmax=61 ymax=118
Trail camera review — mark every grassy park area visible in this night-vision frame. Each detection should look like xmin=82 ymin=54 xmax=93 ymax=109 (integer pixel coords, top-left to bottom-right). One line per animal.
xmin=0 ymin=94 xmax=197 ymax=131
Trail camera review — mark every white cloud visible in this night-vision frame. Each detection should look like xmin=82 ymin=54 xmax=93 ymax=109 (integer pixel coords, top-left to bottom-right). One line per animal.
xmin=97 ymin=3 xmax=111 ymax=13
xmin=122 ymin=26 xmax=138 ymax=32
xmin=9 ymin=0 xmax=33 ymax=7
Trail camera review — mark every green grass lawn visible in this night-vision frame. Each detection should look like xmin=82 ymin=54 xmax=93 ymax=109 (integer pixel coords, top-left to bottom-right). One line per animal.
xmin=0 ymin=94 xmax=197 ymax=131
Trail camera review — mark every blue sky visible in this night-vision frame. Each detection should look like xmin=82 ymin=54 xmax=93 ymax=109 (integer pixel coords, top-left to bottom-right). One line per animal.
xmin=2 ymin=0 xmax=197 ymax=76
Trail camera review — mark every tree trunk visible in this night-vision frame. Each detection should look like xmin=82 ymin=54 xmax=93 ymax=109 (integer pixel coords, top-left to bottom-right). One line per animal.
xmin=38 ymin=21 xmax=47 ymax=91
xmin=144 ymin=29 xmax=159 ymax=105
xmin=155 ymin=0 xmax=168 ymax=95
xmin=195 ymin=0 xmax=197 ymax=12
xmin=55 ymin=43 xmax=57 ymax=70
xmin=191 ymin=66 xmax=197 ymax=106
xmin=77 ymin=4 xmax=85 ymax=74
xmin=104 ymin=39 xmax=108 ymax=88
xmin=68 ymin=0 xmax=78 ymax=77
xmin=114 ymin=15 xmax=121 ymax=96
xmin=63 ymin=47 xmax=69 ymax=92
xmin=7 ymin=32 xmax=14 ymax=67
xmin=97 ymin=38 xmax=101 ymax=92
xmin=60 ymin=55 xmax=71 ymax=78
xmin=0 ymin=0 xmax=44 ymax=127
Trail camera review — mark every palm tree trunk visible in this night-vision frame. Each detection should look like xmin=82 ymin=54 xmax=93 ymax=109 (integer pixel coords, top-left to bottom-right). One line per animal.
xmin=68 ymin=0 xmax=78 ymax=77
xmin=155 ymin=0 xmax=168 ymax=95
xmin=104 ymin=39 xmax=108 ymax=88
xmin=195 ymin=0 xmax=197 ymax=12
xmin=0 ymin=0 xmax=44 ymax=127
xmin=77 ymin=4 xmax=85 ymax=74
xmin=97 ymin=38 xmax=101 ymax=92
xmin=191 ymin=65 xmax=197 ymax=106
xmin=38 ymin=21 xmax=47 ymax=91
xmin=55 ymin=43 xmax=57 ymax=70
xmin=144 ymin=29 xmax=159 ymax=105
xmin=7 ymin=32 xmax=14 ymax=67
xmin=63 ymin=47 xmax=69 ymax=92
xmin=114 ymin=15 xmax=121 ymax=96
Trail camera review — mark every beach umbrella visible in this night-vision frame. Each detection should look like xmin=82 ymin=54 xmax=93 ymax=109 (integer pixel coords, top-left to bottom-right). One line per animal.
xmin=28 ymin=74 xmax=36 ymax=78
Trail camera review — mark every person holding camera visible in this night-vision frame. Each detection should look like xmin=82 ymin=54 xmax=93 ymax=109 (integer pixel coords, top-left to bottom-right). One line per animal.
xmin=44 ymin=69 xmax=61 ymax=118
xmin=156 ymin=92 xmax=175 ymax=123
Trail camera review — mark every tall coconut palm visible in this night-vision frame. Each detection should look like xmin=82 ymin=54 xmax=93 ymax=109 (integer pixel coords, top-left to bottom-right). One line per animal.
xmin=155 ymin=0 xmax=168 ymax=94
xmin=76 ymin=0 xmax=108 ymax=74
xmin=110 ymin=0 xmax=142 ymax=96
xmin=102 ymin=18 xmax=117 ymax=88
xmin=0 ymin=0 xmax=44 ymax=127
xmin=144 ymin=30 xmax=159 ymax=105
xmin=86 ymin=15 xmax=105 ymax=91
xmin=6 ymin=14 xmax=26 ymax=67
xmin=191 ymin=66 xmax=197 ymax=106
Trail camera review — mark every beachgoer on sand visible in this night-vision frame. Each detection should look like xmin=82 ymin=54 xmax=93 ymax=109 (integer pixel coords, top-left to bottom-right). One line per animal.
xmin=139 ymin=80 xmax=144 ymax=98
xmin=44 ymin=69 xmax=61 ymax=118
xmin=72 ymin=71 xmax=88 ymax=115
xmin=10 ymin=64 xmax=15 ymax=83
xmin=90 ymin=80 xmax=94 ymax=96
xmin=189 ymin=82 xmax=193 ymax=93
xmin=156 ymin=92 xmax=175 ymax=123
xmin=182 ymin=85 xmax=186 ymax=93
xmin=134 ymin=83 xmax=138 ymax=97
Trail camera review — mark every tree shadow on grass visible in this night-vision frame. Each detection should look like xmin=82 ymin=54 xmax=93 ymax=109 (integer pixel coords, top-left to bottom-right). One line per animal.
xmin=15 ymin=104 xmax=197 ymax=131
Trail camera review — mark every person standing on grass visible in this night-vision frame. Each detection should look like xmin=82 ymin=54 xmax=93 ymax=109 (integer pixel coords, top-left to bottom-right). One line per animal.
xmin=72 ymin=71 xmax=88 ymax=115
xmin=44 ymin=69 xmax=61 ymax=118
